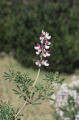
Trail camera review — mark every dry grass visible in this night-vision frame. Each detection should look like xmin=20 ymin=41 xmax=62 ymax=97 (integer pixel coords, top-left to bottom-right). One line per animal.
xmin=0 ymin=56 xmax=79 ymax=120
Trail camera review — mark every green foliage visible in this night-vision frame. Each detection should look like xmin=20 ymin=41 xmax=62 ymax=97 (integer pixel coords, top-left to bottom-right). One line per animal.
xmin=4 ymin=69 xmax=34 ymax=101
xmin=0 ymin=102 xmax=15 ymax=120
xmin=3 ymin=69 xmax=62 ymax=103
xmin=0 ymin=101 xmax=23 ymax=120
xmin=3 ymin=69 xmax=63 ymax=119
xmin=0 ymin=0 xmax=25 ymax=53
xmin=44 ymin=72 xmax=64 ymax=84
xmin=0 ymin=0 xmax=79 ymax=72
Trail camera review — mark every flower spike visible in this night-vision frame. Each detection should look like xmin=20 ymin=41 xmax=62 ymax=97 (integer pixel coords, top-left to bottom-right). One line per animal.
xmin=34 ymin=30 xmax=51 ymax=67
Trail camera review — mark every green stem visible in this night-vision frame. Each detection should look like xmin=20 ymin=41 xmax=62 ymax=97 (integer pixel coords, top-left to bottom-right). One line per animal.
xmin=33 ymin=68 xmax=40 ymax=87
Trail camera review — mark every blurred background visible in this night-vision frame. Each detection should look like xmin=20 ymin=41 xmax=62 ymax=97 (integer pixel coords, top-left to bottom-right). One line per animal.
xmin=0 ymin=0 xmax=79 ymax=120
xmin=0 ymin=0 xmax=79 ymax=73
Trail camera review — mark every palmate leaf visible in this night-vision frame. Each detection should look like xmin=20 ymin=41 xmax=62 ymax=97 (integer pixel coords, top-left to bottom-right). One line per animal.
xmin=3 ymin=69 xmax=34 ymax=100
xmin=3 ymin=69 xmax=15 ymax=81
xmin=35 ymin=84 xmax=43 ymax=91
xmin=44 ymin=72 xmax=54 ymax=82
xmin=44 ymin=72 xmax=64 ymax=84
xmin=0 ymin=102 xmax=23 ymax=120
xmin=0 ymin=102 xmax=16 ymax=120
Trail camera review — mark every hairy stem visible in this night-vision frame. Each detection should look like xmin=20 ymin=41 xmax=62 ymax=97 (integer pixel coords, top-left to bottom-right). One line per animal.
xmin=14 ymin=68 xmax=40 ymax=119
xmin=15 ymin=101 xmax=29 ymax=119
xmin=33 ymin=68 xmax=40 ymax=87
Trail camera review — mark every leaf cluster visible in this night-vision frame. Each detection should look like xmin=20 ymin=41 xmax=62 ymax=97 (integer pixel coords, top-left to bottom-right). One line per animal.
xmin=3 ymin=69 xmax=63 ymax=119
xmin=44 ymin=72 xmax=64 ymax=84
xmin=3 ymin=70 xmax=62 ymax=104
xmin=4 ymin=69 xmax=34 ymax=101
xmin=0 ymin=101 xmax=15 ymax=120
xmin=0 ymin=101 xmax=23 ymax=120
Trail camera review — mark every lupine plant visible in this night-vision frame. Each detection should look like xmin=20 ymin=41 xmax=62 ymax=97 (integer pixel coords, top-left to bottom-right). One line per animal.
xmin=0 ymin=30 xmax=63 ymax=120
xmin=51 ymin=76 xmax=79 ymax=120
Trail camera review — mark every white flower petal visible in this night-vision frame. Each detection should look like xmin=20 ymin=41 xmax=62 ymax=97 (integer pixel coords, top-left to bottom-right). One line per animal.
xmin=47 ymin=35 xmax=51 ymax=40
xmin=40 ymin=36 xmax=44 ymax=40
xmin=42 ymin=60 xmax=49 ymax=66
xmin=46 ymin=53 xmax=50 ymax=57
xmin=38 ymin=49 xmax=42 ymax=52
xmin=48 ymin=42 xmax=51 ymax=45
xmin=35 ymin=61 xmax=41 ymax=67
xmin=45 ymin=32 xmax=51 ymax=40
xmin=42 ymin=53 xmax=46 ymax=57
xmin=34 ymin=46 xmax=40 ymax=50
xmin=35 ymin=61 xmax=39 ymax=65
xmin=42 ymin=30 xmax=45 ymax=35
xmin=38 ymin=64 xmax=41 ymax=67
xmin=45 ymin=45 xmax=50 ymax=49
xmin=36 ymin=51 xmax=40 ymax=55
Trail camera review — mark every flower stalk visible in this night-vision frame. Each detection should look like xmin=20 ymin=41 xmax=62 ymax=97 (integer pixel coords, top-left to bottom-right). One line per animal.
xmin=14 ymin=30 xmax=51 ymax=119
xmin=33 ymin=68 xmax=40 ymax=87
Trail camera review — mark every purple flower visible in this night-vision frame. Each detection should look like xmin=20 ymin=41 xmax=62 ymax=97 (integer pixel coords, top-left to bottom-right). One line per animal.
xmin=42 ymin=50 xmax=50 ymax=57
xmin=45 ymin=40 xmax=51 ymax=49
xmin=34 ymin=43 xmax=42 ymax=55
xmin=35 ymin=60 xmax=42 ymax=67
xmin=35 ymin=59 xmax=49 ymax=67
xmin=34 ymin=30 xmax=51 ymax=67
xmin=40 ymin=30 xmax=45 ymax=44
xmin=34 ymin=43 xmax=41 ymax=50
